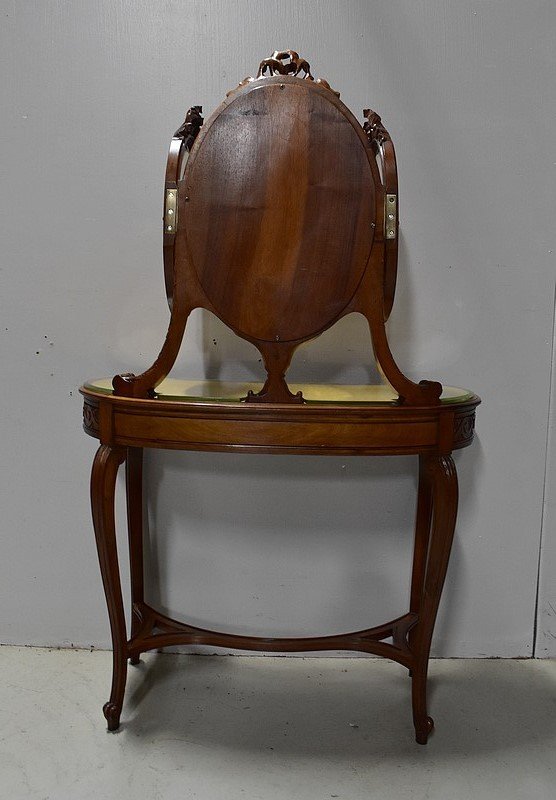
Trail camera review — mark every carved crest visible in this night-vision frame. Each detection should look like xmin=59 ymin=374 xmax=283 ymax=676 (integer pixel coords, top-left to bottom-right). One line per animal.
xmin=230 ymin=50 xmax=339 ymax=98
xmin=257 ymin=50 xmax=312 ymax=79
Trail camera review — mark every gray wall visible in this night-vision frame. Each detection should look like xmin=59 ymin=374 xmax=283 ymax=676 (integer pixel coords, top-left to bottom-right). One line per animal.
xmin=538 ymin=305 xmax=556 ymax=657
xmin=2 ymin=0 xmax=555 ymax=657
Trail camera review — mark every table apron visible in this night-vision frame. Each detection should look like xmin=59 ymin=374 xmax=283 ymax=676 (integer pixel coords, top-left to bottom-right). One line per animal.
xmin=110 ymin=410 xmax=441 ymax=453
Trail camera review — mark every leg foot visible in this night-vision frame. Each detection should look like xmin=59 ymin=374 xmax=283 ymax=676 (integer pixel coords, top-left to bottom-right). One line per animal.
xmin=415 ymin=716 xmax=434 ymax=745
xmin=130 ymin=654 xmax=141 ymax=666
xmin=103 ymin=701 xmax=121 ymax=731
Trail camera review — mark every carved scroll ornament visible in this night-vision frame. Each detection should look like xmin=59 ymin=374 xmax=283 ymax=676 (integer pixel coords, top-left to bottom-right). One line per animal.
xmin=454 ymin=412 xmax=476 ymax=447
xmin=83 ymin=402 xmax=99 ymax=433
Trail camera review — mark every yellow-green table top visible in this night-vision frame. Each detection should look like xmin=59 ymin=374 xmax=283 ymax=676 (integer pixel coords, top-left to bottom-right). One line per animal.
xmin=84 ymin=378 xmax=474 ymax=406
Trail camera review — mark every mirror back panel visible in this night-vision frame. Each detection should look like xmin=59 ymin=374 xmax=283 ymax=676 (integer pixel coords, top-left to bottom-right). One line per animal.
xmin=180 ymin=78 xmax=377 ymax=345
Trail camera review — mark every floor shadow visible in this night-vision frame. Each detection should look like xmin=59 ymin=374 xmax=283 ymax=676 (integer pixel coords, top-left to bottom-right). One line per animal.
xmin=122 ymin=654 xmax=556 ymax=760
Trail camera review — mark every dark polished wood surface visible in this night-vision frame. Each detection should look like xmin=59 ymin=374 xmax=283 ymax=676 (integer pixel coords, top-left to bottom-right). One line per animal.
xmin=82 ymin=386 xmax=478 ymax=456
xmin=185 ymin=82 xmax=375 ymax=343
xmin=81 ymin=50 xmax=480 ymax=743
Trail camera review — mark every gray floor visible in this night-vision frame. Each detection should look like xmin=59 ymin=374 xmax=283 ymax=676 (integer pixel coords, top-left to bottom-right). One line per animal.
xmin=1 ymin=647 xmax=555 ymax=799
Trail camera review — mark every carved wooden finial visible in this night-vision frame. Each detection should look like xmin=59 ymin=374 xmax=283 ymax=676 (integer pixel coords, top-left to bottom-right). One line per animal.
xmin=363 ymin=108 xmax=388 ymax=146
xmin=173 ymin=105 xmax=204 ymax=148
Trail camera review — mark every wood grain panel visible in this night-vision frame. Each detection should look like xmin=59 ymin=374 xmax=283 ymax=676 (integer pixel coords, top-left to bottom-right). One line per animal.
xmin=113 ymin=411 xmax=437 ymax=452
xmin=184 ymin=81 xmax=375 ymax=343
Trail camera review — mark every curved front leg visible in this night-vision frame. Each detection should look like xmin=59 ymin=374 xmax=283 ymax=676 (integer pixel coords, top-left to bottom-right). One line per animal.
xmin=91 ymin=444 xmax=127 ymax=730
xmin=410 ymin=454 xmax=458 ymax=744
xmin=410 ymin=455 xmax=434 ymax=615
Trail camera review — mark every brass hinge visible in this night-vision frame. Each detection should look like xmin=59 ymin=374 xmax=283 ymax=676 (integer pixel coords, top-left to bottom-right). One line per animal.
xmin=385 ymin=194 xmax=397 ymax=239
xmin=164 ymin=188 xmax=178 ymax=234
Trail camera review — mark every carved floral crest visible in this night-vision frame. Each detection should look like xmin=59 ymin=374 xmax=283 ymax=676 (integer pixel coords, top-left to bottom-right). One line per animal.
xmin=257 ymin=50 xmax=312 ymax=78
xmin=229 ymin=50 xmax=339 ymax=97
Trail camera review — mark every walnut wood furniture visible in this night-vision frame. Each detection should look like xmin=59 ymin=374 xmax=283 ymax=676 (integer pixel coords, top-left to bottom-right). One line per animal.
xmin=81 ymin=51 xmax=480 ymax=744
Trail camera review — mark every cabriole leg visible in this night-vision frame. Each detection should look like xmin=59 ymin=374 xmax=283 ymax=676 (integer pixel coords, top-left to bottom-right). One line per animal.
xmin=410 ymin=454 xmax=458 ymax=744
xmin=91 ymin=444 xmax=127 ymax=731
xmin=410 ymin=455 xmax=434 ymax=616
xmin=126 ymin=447 xmax=144 ymax=665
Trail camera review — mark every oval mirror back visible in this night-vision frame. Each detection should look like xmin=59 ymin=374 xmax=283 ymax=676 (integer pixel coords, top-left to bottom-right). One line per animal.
xmin=182 ymin=80 xmax=376 ymax=344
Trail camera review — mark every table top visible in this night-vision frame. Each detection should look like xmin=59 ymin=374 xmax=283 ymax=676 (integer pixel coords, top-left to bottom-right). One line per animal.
xmin=83 ymin=378 xmax=475 ymax=407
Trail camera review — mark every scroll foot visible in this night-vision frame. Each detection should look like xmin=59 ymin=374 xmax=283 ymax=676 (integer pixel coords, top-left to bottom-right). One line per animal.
xmin=103 ymin=701 xmax=121 ymax=732
xmin=415 ymin=716 xmax=434 ymax=745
